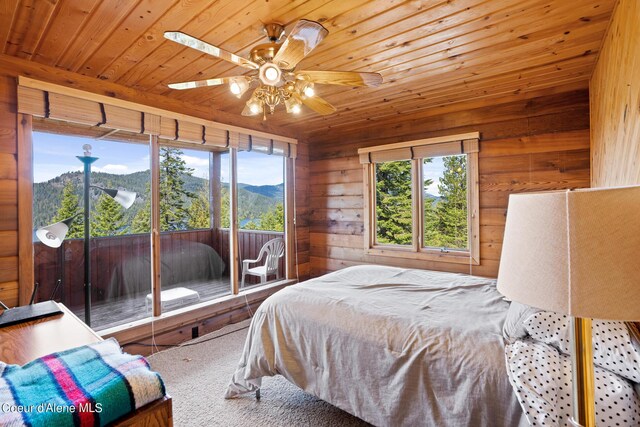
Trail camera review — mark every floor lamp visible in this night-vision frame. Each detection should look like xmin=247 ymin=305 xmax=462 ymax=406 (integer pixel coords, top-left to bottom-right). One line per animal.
xmin=36 ymin=144 xmax=136 ymax=326
xmin=496 ymin=186 xmax=640 ymax=427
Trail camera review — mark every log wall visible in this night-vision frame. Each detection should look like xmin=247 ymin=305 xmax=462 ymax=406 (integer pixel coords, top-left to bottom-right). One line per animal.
xmin=308 ymin=91 xmax=591 ymax=278
xmin=0 ymin=72 xmax=18 ymax=306
xmin=590 ymin=0 xmax=640 ymax=187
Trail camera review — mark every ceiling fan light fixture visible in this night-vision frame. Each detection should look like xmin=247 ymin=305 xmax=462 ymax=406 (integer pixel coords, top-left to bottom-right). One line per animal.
xmin=259 ymin=63 xmax=282 ymax=86
xmin=303 ymin=84 xmax=315 ymax=98
xmin=296 ymin=80 xmax=315 ymax=98
xmin=229 ymin=78 xmax=250 ymax=98
xmin=230 ymin=81 xmax=241 ymax=95
xmin=247 ymin=99 xmax=263 ymax=115
xmin=164 ymin=19 xmax=382 ymax=119
xmin=285 ymin=97 xmax=302 ymax=114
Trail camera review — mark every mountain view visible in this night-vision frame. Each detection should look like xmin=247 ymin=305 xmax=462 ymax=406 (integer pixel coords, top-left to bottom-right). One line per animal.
xmin=33 ymin=170 xmax=283 ymax=231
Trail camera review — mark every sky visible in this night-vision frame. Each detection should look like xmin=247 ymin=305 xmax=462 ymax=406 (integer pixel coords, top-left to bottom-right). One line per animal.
xmin=33 ymin=131 xmax=284 ymax=185
xmin=423 ymin=156 xmax=446 ymax=196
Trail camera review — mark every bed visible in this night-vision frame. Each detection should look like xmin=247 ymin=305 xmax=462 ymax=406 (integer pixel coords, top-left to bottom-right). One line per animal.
xmin=225 ymin=265 xmax=528 ymax=426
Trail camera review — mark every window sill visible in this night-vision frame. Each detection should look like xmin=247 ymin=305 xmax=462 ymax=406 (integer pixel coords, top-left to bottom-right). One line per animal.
xmin=367 ymin=247 xmax=480 ymax=265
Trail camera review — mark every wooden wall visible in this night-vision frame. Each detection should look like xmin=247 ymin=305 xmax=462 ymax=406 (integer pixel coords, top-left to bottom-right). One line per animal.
xmin=295 ymin=141 xmax=311 ymax=281
xmin=0 ymin=72 xmax=18 ymax=306
xmin=590 ymin=0 xmax=640 ymax=187
xmin=308 ymin=91 xmax=591 ymax=278
xmin=0 ymin=53 xmax=309 ymax=310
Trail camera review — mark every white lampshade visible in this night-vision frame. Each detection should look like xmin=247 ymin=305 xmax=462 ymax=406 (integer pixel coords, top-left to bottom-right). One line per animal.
xmin=36 ymin=218 xmax=73 ymax=248
xmin=259 ymin=63 xmax=281 ymax=86
xmin=497 ymin=185 xmax=640 ymax=321
xmin=285 ymin=97 xmax=302 ymax=114
xmin=96 ymin=187 xmax=136 ymax=209
xmin=113 ymin=190 xmax=136 ymax=209
xmin=229 ymin=78 xmax=250 ymax=98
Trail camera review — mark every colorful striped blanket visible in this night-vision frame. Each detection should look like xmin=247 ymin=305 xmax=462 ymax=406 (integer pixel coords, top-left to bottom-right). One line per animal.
xmin=0 ymin=338 xmax=166 ymax=427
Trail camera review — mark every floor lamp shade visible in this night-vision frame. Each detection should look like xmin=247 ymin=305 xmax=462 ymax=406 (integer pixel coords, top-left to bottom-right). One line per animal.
xmin=96 ymin=187 xmax=136 ymax=209
xmin=35 ymin=216 xmax=75 ymax=248
xmin=497 ymin=186 xmax=640 ymax=321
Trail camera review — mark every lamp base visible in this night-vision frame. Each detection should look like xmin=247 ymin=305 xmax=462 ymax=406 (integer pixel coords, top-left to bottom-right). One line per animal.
xmin=570 ymin=316 xmax=595 ymax=427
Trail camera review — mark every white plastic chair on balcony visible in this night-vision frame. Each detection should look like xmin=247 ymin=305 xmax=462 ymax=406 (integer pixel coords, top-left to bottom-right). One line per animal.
xmin=241 ymin=237 xmax=285 ymax=288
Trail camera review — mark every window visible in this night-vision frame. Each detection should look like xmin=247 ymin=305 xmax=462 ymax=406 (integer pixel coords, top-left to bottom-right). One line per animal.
xmin=361 ymin=133 xmax=480 ymax=265
xmin=237 ymin=150 xmax=284 ymax=233
xmin=422 ymin=155 xmax=468 ymax=251
xmin=236 ymin=142 xmax=286 ymax=288
xmin=32 ymin=128 xmax=152 ymax=330
xmin=157 ymin=145 xmax=232 ymax=314
xmin=22 ymin=79 xmax=298 ymax=331
xmin=375 ymin=160 xmax=413 ymax=246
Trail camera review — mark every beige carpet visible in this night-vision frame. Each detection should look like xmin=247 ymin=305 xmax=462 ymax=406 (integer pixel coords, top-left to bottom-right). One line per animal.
xmin=147 ymin=320 xmax=370 ymax=427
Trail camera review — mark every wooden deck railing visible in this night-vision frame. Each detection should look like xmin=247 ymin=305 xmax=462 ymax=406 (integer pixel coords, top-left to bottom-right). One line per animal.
xmin=33 ymin=228 xmax=284 ymax=310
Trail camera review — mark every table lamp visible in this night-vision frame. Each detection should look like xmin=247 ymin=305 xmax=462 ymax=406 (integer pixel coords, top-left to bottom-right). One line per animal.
xmin=496 ymin=186 xmax=640 ymax=427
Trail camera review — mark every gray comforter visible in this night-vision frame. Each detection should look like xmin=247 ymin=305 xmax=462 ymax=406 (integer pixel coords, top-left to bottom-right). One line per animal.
xmin=225 ymin=265 xmax=528 ymax=427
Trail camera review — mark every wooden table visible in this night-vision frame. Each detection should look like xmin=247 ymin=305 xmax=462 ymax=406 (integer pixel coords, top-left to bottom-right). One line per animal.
xmin=0 ymin=303 xmax=101 ymax=364
xmin=0 ymin=302 xmax=172 ymax=426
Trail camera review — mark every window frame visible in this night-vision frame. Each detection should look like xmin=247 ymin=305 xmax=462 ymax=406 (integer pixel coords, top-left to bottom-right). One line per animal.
xmin=19 ymin=77 xmax=298 ymax=330
xmin=362 ymin=135 xmax=480 ymax=266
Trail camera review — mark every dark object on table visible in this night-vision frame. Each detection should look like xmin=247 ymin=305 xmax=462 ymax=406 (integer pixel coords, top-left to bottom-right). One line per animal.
xmin=0 ymin=300 xmax=63 ymax=328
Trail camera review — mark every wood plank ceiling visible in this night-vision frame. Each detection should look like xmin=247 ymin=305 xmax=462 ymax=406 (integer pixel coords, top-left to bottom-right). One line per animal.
xmin=0 ymin=0 xmax=617 ymax=139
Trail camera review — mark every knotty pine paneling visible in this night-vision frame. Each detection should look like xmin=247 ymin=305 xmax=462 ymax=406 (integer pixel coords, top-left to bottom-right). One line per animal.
xmin=293 ymin=140 xmax=311 ymax=281
xmin=308 ymin=91 xmax=591 ymax=278
xmin=590 ymin=0 xmax=640 ymax=187
xmin=0 ymin=0 xmax=617 ymax=137
xmin=0 ymin=74 xmax=17 ymax=306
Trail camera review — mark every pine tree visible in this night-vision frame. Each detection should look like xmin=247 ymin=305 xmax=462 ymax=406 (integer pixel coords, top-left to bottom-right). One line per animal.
xmin=220 ymin=188 xmax=230 ymax=228
xmin=258 ymin=203 xmax=284 ymax=232
xmin=91 ymin=192 xmax=127 ymax=236
xmin=375 ymin=160 xmax=413 ymax=245
xmin=159 ymin=147 xmax=195 ymax=231
xmin=242 ymin=220 xmax=259 ymax=230
xmin=53 ymin=181 xmax=83 ymax=238
xmin=131 ymin=185 xmax=151 ymax=234
xmin=435 ymin=155 xmax=468 ymax=249
xmin=187 ymin=184 xmax=210 ymax=229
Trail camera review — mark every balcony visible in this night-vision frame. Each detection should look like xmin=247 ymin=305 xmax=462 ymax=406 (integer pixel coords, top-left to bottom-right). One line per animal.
xmin=33 ymin=228 xmax=285 ymax=331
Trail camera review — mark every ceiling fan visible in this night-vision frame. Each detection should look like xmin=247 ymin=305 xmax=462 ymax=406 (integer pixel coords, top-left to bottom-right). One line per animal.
xmin=164 ymin=20 xmax=383 ymax=119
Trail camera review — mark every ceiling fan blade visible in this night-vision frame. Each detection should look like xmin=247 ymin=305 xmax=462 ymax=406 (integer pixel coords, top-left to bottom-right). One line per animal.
xmin=297 ymin=70 xmax=383 ymax=87
xmin=164 ymin=31 xmax=259 ymax=70
xmin=272 ymin=20 xmax=328 ymax=70
xmin=168 ymin=76 xmax=246 ymax=90
xmin=296 ymin=93 xmax=336 ymax=115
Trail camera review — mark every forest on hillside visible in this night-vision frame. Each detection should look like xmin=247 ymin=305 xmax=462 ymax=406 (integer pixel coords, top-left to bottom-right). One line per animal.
xmin=34 ymin=147 xmax=284 ymax=237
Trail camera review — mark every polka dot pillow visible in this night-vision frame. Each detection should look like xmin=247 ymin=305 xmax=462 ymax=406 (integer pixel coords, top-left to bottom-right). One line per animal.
xmin=506 ymin=338 xmax=640 ymax=426
xmin=524 ymin=311 xmax=640 ymax=383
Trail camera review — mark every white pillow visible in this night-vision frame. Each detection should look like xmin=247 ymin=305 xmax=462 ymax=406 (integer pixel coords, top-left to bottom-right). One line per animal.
xmin=524 ymin=311 xmax=640 ymax=383
xmin=502 ymin=301 xmax=541 ymax=342
xmin=506 ymin=338 xmax=640 ymax=426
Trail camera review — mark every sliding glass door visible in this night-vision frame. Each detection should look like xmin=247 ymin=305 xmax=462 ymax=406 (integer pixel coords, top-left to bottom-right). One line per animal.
xmin=32 ymin=127 xmax=151 ymax=330
xmin=157 ymin=145 xmax=232 ymax=314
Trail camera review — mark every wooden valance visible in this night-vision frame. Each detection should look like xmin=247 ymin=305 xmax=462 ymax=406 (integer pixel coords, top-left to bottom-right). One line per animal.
xmin=358 ymin=132 xmax=479 ymax=164
xmin=17 ymin=77 xmax=297 ymax=158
